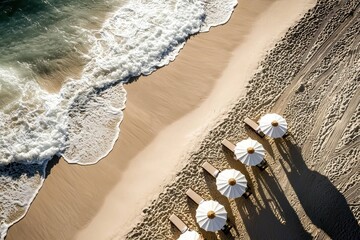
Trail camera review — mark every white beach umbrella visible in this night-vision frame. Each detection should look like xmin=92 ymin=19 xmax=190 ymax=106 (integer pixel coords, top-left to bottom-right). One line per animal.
xmin=178 ymin=230 xmax=201 ymax=240
xmin=196 ymin=200 xmax=227 ymax=232
xmin=234 ymin=138 xmax=265 ymax=166
xmin=216 ymin=169 xmax=247 ymax=199
xmin=259 ymin=113 xmax=288 ymax=138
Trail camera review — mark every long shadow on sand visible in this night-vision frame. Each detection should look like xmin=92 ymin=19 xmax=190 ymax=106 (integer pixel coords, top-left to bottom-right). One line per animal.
xmin=222 ymin=143 xmax=312 ymax=239
xmin=275 ymin=137 xmax=360 ymax=239
xmin=240 ymin=167 xmax=312 ymax=240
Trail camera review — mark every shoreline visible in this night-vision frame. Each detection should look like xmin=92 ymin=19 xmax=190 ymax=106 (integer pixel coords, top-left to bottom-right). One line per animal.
xmin=6 ymin=0 xmax=318 ymax=239
xmin=76 ymin=1 xmax=317 ymax=239
xmin=126 ymin=0 xmax=360 ymax=239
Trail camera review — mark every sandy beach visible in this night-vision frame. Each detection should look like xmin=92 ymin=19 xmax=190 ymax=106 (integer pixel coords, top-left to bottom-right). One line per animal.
xmin=6 ymin=0 xmax=360 ymax=239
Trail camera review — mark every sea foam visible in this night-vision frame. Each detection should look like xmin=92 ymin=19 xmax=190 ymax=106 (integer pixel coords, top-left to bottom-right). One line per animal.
xmin=62 ymin=0 xmax=237 ymax=164
xmin=0 ymin=67 xmax=67 ymax=165
xmin=0 ymin=0 xmax=237 ymax=238
xmin=0 ymin=0 xmax=237 ymax=166
xmin=0 ymin=162 xmax=46 ymax=239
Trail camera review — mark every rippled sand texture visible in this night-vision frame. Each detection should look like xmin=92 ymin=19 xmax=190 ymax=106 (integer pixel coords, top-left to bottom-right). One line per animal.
xmin=126 ymin=1 xmax=360 ymax=239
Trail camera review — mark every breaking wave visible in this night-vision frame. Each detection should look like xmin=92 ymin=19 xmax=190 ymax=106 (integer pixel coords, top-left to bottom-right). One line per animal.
xmin=0 ymin=0 xmax=237 ymax=238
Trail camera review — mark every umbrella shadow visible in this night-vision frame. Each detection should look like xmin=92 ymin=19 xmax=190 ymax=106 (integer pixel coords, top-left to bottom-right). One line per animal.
xmin=234 ymin=170 xmax=312 ymax=240
xmin=256 ymin=167 xmax=311 ymax=238
xmin=201 ymin=171 xmax=240 ymax=239
xmin=235 ymin=194 xmax=287 ymax=239
xmin=252 ymin=167 xmax=285 ymax=217
xmin=275 ymin=138 xmax=360 ymax=239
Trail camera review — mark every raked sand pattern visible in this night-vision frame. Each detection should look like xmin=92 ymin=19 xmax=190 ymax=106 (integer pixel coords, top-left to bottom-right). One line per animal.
xmin=126 ymin=1 xmax=360 ymax=239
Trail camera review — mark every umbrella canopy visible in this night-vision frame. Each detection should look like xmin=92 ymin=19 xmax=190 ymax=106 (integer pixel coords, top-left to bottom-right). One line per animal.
xmin=234 ymin=138 xmax=265 ymax=166
xmin=216 ymin=169 xmax=247 ymax=199
xmin=178 ymin=230 xmax=201 ymax=240
xmin=259 ymin=113 xmax=288 ymax=138
xmin=196 ymin=200 xmax=227 ymax=232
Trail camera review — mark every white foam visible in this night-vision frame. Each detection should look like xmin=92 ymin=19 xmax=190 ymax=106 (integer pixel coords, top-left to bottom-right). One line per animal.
xmin=201 ymin=0 xmax=238 ymax=32
xmin=0 ymin=0 xmax=237 ymax=237
xmin=0 ymin=67 xmax=67 ymax=165
xmin=62 ymin=83 xmax=126 ymax=164
xmin=82 ymin=0 xmax=204 ymax=83
xmin=0 ymin=0 xmax=238 ymax=166
xmin=0 ymin=161 xmax=47 ymax=240
xmin=62 ymin=0 xmax=237 ymax=164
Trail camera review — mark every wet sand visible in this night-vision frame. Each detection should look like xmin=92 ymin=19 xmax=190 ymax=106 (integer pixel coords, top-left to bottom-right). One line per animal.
xmin=124 ymin=0 xmax=359 ymax=239
xmin=7 ymin=0 xmax=360 ymax=240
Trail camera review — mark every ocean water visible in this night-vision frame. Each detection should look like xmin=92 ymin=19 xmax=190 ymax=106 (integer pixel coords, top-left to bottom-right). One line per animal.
xmin=0 ymin=0 xmax=237 ymax=238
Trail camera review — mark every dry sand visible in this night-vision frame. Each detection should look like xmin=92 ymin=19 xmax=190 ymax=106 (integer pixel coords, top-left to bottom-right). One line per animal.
xmin=6 ymin=0 xmax=360 ymax=240
xmin=75 ymin=1 xmax=319 ymax=240
xmin=124 ymin=0 xmax=360 ymax=239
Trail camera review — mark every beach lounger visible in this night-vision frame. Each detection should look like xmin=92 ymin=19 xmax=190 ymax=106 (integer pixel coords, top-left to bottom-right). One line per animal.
xmin=169 ymin=214 xmax=189 ymax=233
xmin=186 ymin=188 xmax=205 ymax=205
xmin=244 ymin=117 xmax=265 ymax=138
xmin=221 ymin=139 xmax=235 ymax=152
xmin=202 ymin=162 xmax=220 ymax=178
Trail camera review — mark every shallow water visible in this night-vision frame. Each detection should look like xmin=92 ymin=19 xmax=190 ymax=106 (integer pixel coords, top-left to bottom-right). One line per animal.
xmin=0 ymin=0 xmax=237 ymax=238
